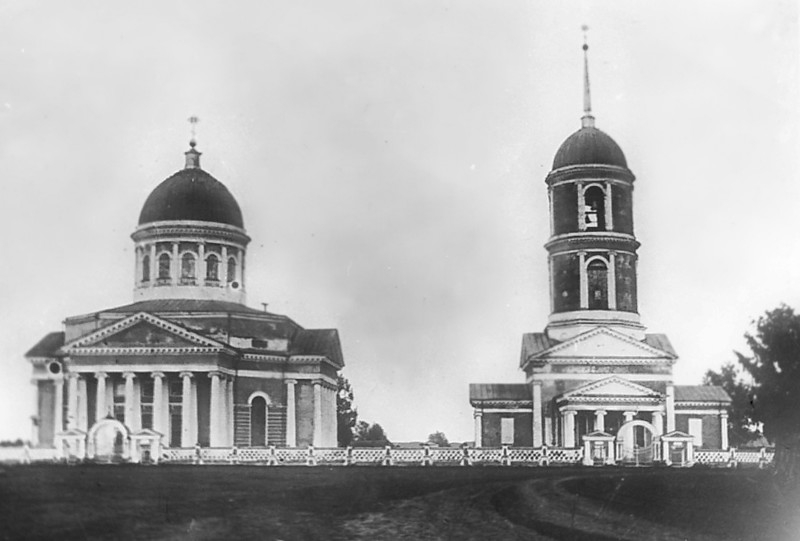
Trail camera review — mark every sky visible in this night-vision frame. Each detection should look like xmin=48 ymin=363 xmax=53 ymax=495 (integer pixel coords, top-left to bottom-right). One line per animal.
xmin=0 ymin=0 xmax=798 ymax=443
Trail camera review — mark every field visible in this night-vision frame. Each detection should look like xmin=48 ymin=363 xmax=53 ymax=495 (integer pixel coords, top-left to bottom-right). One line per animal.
xmin=0 ymin=464 xmax=797 ymax=540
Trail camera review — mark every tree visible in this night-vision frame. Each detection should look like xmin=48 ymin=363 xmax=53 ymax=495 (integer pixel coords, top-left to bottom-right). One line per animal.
xmin=353 ymin=421 xmax=390 ymax=447
xmin=336 ymin=375 xmax=358 ymax=447
xmin=703 ymin=362 xmax=759 ymax=447
xmin=427 ymin=431 xmax=449 ymax=447
xmin=736 ymin=304 xmax=800 ymax=483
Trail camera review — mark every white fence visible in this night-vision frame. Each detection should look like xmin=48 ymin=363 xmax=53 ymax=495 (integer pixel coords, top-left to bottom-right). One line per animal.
xmin=0 ymin=445 xmax=775 ymax=468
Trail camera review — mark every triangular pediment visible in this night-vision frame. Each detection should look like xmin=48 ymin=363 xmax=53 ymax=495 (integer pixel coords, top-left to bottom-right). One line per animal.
xmin=63 ymin=312 xmax=226 ymax=351
xmin=561 ymin=376 xmax=662 ymax=400
xmin=537 ymin=327 xmax=672 ymax=360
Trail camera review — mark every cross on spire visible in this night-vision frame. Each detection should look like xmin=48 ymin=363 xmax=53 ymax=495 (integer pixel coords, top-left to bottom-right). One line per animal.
xmin=581 ymin=25 xmax=595 ymax=128
xmin=188 ymin=116 xmax=200 ymax=147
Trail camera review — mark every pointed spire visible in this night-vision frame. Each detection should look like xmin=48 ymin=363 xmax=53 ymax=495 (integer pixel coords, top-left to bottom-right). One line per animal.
xmin=581 ymin=25 xmax=595 ymax=128
xmin=184 ymin=116 xmax=201 ymax=169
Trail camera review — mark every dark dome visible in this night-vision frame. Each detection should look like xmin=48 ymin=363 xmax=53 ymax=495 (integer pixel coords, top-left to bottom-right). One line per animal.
xmin=138 ymin=168 xmax=244 ymax=228
xmin=553 ymin=126 xmax=627 ymax=169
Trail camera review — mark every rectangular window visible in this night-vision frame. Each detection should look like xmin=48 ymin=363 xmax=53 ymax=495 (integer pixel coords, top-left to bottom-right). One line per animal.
xmin=501 ymin=418 xmax=515 ymax=445
xmin=113 ymin=380 xmax=125 ymax=423
xmin=688 ymin=418 xmax=703 ymax=447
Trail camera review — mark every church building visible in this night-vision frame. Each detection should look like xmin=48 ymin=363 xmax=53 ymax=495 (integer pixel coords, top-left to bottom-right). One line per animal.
xmin=470 ymin=39 xmax=731 ymax=462
xmin=26 ymin=139 xmax=343 ymax=461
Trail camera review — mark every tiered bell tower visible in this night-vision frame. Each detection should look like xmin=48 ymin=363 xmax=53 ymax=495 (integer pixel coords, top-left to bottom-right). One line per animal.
xmin=545 ymin=33 xmax=643 ymax=341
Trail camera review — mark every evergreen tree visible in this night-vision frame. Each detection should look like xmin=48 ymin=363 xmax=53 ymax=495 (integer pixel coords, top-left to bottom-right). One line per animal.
xmin=427 ymin=431 xmax=449 ymax=447
xmin=737 ymin=305 xmax=800 ymax=483
xmin=336 ymin=375 xmax=358 ymax=447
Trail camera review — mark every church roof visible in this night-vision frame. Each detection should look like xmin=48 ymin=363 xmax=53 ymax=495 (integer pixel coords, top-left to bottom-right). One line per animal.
xmin=101 ymin=299 xmax=267 ymax=315
xmin=138 ymin=164 xmax=244 ymax=228
xmin=552 ymin=126 xmax=628 ymax=169
xmin=469 ymin=383 xmax=530 ymax=402
xmin=25 ymin=332 xmax=65 ymax=358
xmin=519 ymin=331 xmax=677 ymax=366
xmin=289 ymin=329 xmax=344 ymax=367
xmin=674 ymin=385 xmax=731 ymax=403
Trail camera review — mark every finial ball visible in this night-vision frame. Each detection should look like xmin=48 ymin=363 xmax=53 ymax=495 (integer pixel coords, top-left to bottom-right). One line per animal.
xmin=583 ymin=44 xmax=588 ymax=51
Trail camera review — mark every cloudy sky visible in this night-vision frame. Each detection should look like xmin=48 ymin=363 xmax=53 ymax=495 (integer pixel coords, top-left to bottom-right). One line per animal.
xmin=0 ymin=0 xmax=797 ymax=442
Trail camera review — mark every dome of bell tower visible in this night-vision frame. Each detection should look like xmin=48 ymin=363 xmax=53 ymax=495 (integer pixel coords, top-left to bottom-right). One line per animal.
xmin=552 ymin=126 xmax=627 ymax=170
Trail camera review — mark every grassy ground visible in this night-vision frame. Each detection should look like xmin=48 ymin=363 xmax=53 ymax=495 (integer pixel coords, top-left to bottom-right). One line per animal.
xmin=0 ymin=464 xmax=796 ymax=540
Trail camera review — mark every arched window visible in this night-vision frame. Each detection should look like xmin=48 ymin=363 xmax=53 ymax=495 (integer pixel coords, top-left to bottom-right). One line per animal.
xmin=206 ymin=254 xmax=219 ymax=281
xmin=141 ymin=255 xmax=150 ymax=282
xmin=250 ymin=396 xmax=267 ymax=446
xmin=181 ymin=253 xmax=196 ymax=280
xmin=583 ymin=186 xmax=606 ymax=231
xmin=227 ymin=257 xmax=237 ymax=283
xmin=587 ymin=258 xmax=608 ymax=310
xmin=158 ymin=253 xmax=171 ymax=280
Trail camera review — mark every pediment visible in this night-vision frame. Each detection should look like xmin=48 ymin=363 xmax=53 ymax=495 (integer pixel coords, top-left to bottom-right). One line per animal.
xmin=561 ymin=376 xmax=662 ymax=399
xmin=63 ymin=312 xmax=225 ymax=351
xmin=539 ymin=327 xmax=671 ymax=360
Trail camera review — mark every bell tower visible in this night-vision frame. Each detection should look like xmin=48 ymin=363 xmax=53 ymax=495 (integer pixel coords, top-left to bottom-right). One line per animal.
xmin=545 ymin=32 xmax=643 ymax=341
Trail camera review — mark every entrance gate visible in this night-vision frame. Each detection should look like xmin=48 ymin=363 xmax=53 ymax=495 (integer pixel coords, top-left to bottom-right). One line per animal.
xmin=616 ymin=420 xmax=657 ymax=465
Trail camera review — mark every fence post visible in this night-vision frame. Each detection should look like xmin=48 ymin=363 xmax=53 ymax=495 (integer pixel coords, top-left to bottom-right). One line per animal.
xmin=345 ymin=446 xmax=353 ymax=466
xmin=421 ymin=444 xmax=432 ymax=466
xmin=727 ymin=447 xmax=737 ymax=468
xmin=307 ymin=445 xmax=317 ymax=466
xmin=381 ymin=445 xmax=393 ymax=466
xmin=460 ymin=445 xmax=472 ymax=466
xmin=230 ymin=446 xmax=238 ymax=465
xmin=502 ymin=444 xmax=510 ymax=466
xmin=758 ymin=447 xmax=767 ymax=469
xmin=539 ymin=445 xmax=549 ymax=467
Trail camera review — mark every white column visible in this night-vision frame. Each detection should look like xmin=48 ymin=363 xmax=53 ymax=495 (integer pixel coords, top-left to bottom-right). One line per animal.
xmin=221 ymin=246 xmax=229 ymax=283
xmin=54 ymin=377 xmax=64 ymax=435
xmin=594 ymin=410 xmax=606 ymax=432
xmin=77 ymin=376 xmax=88 ymax=431
xmin=607 ymin=252 xmax=617 ymax=310
xmin=604 ymin=181 xmax=614 ymax=230
xmin=313 ymin=380 xmax=323 ymax=446
xmin=474 ymin=410 xmax=483 ymax=447
xmin=285 ymin=379 xmax=297 ymax=447
xmin=665 ymin=385 xmax=675 ymax=432
xmin=623 ymin=411 xmax=635 ymax=423
xmin=576 ymin=182 xmax=585 ymax=231
xmin=95 ymin=372 xmax=108 ymax=420
xmin=198 ymin=243 xmax=206 ymax=283
xmin=152 ymin=372 xmax=165 ymax=436
xmin=720 ymin=412 xmax=729 ymax=450
xmin=532 ymin=381 xmax=543 ymax=447
xmin=149 ymin=244 xmax=156 ymax=285
xmin=652 ymin=410 xmax=663 ymax=436
xmin=171 ymin=242 xmax=179 ymax=282
xmin=578 ymin=251 xmax=588 ymax=309
xmin=544 ymin=416 xmax=553 ymax=446
xmin=564 ymin=411 xmax=576 ymax=448
xmin=67 ymin=373 xmax=79 ymax=430
xmin=226 ymin=376 xmax=234 ymax=446
xmin=209 ymin=371 xmax=222 ymax=447
xmin=123 ymin=372 xmax=136 ymax=430
xmin=180 ymin=372 xmax=193 ymax=447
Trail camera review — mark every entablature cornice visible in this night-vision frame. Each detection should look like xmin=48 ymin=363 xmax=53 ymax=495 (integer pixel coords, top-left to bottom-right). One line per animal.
xmin=69 ymin=346 xmax=226 ymax=356
xmin=131 ymin=220 xmax=251 ymax=245
xmin=556 ymin=396 xmax=662 ymax=405
xmin=545 ymin=164 xmax=635 ymax=185
xmin=470 ymin=400 xmax=533 ymax=409
xmin=545 ymin=233 xmax=639 ymax=254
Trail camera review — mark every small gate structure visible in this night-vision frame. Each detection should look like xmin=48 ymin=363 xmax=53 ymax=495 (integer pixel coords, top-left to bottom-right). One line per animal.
xmin=582 ymin=431 xmax=615 ymax=466
xmin=660 ymin=431 xmax=695 ymax=466
xmin=616 ymin=420 xmax=658 ymax=465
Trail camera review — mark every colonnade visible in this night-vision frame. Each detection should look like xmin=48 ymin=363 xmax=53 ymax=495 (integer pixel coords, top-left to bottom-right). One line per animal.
xmin=54 ymin=371 xmax=235 ymax=448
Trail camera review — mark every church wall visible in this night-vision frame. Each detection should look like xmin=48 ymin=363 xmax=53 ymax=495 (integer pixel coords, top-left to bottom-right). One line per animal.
xmin=552 ymin=183 xmax=578 ymax=235
xmin=37 ymin=381 xmax=56 ymax=447
xmin=611 ymin=185 xmax=633 ymax=234
xmin=552 ymin=254 xmax=580 ymax=312
xmin=614 ymin=253 xmax=638 ymax=312
xmin=675 ymin=413 xmax=721 ymax=449
xmin=295 ymin=383 xmax=315 ymax=447
xmin=481 ymin=411 xmax=533 ymax=447
xmin=233 ymin=376 xmax=285 ymax=406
